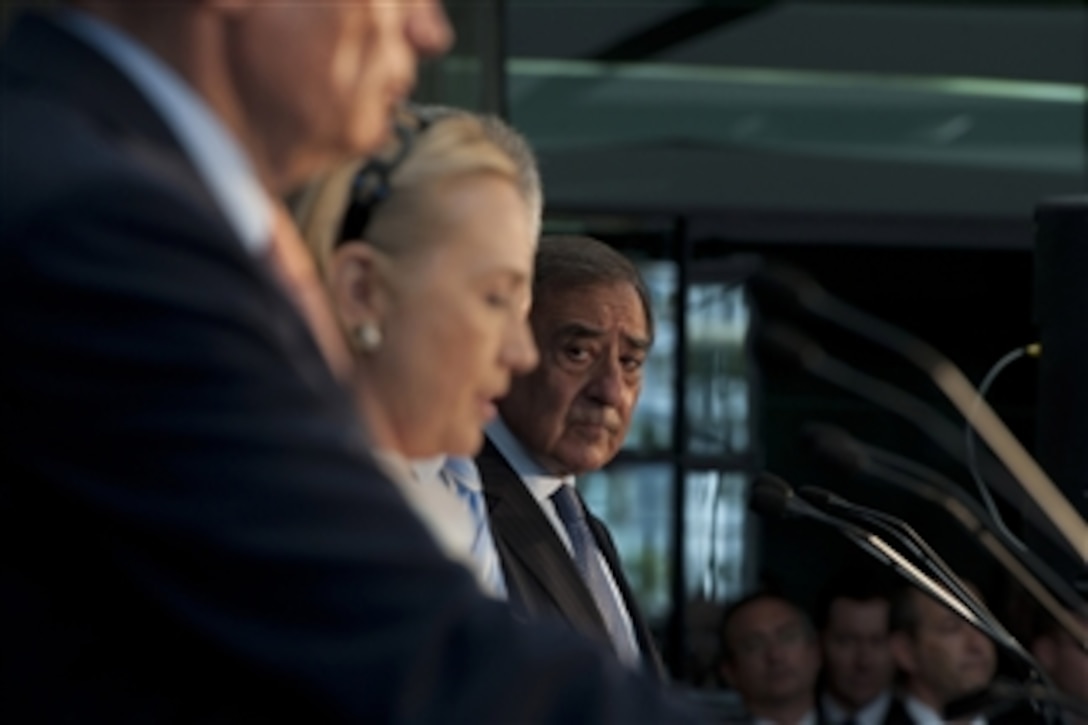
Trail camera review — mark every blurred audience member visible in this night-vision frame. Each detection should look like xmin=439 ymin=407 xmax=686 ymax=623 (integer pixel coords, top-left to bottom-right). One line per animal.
xmin=478 ymin=235 xmax=664 ymax=675
xmin=889 ymin=585 xmax=997 ymax=724
xmin=718 ymin=592 xmax=822 ymax=725
xmin=1030 ymin=604 xmax=1088 ymax=725
xmin=816 ymin=570 xmax=905 ymax=725
xmin=292 ymin=108 xmax=538 ymax=597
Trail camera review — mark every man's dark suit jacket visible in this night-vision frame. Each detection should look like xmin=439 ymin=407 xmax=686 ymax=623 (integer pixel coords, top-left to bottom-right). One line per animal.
xmin=0 ymin=13 xmax=699 ymax=723
xmin=476 ymin=438 xmax=668 ymax=680
xmin=876 ymin=693 xmax=1045 ymax=725
xmin=817 ymin=694 xmax=911 ymax=725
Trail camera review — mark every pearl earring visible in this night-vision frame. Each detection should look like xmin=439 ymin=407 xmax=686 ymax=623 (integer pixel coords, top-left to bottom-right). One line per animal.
xmin=355 ymin=322 xmax=382 ymax=352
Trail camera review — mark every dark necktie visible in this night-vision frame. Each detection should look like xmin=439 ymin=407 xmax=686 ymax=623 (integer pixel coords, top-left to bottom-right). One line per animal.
xmin=551 ymin=483 xmax=640 ymax=664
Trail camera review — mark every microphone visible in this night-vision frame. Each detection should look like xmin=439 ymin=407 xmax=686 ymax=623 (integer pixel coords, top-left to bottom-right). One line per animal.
xmin=758 ymin=322 xmax=1074 ymax=561
xmin=796 ymin=484 xmax=1038 ymax=672
xmin=806 ymin=423 xmax=1088 ymax=654
xmin=753 ymin=264 xmax=1088 ymax=567
xmin=749 ymin=473 xmax=853 ymax=529
xmin=750 ymin=473 xmax=997 ymax=643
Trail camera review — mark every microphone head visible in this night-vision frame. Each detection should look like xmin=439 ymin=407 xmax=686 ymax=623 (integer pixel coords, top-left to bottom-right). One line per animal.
xmin=802 ymin=422 xmax=870 ymax=475
xmin=754 ymin=323 xmax=826 ymax=373
xmin=797 ymin=485 xmax=838 ymax=508
xmin=749 ymin=263 xmax=828 ymax=312
xmin=749 ymin=473 xmax=797 ymax=519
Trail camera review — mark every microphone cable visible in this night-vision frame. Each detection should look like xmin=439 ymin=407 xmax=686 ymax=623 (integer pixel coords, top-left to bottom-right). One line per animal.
xmin=965 ymin=342 xmax=1042 ymax=554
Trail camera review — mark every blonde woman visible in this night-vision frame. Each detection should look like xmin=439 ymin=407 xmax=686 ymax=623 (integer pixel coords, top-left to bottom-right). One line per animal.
xmin=292 ymin=108 xmax=541 ymax=597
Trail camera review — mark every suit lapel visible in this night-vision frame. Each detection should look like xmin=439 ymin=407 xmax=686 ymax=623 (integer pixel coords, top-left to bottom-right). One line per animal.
xmin=477 ymin=440 xmax=609 ymax=638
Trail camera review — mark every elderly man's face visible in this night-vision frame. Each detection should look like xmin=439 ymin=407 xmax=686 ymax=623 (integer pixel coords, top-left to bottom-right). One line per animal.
xmin=892 ymin=591 xmax=997 ymax=708
xmin=498 ymin=281 xmax=649 ymax=475
xmin=231 ymin=1 xmax=451 ymax=184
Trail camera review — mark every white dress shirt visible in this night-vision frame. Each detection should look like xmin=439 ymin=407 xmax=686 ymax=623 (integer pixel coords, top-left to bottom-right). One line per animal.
xmin=409 ymin=455 xmax=507 ymax=599
xmin=821 ymin=690 xmax=893 ymax=725
xmin=58 ymin=8 xmax=272 ymax=254
xmin=372 ymin=452 xmax=479 ymax=572
xmin=753 ymin=709 xmax=817 ymax=725
xmin=486 ymin=417 xmax=640 ymax=664
xmin=903 ymin=694 xmax=987 ymax=725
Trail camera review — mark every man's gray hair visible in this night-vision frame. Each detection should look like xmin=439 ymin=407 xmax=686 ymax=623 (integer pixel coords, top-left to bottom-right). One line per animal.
xmin=533 ymin=235 xmax=654 ymax=343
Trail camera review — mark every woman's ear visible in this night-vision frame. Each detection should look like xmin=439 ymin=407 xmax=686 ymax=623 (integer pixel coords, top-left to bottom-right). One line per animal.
xmin=327 ymin=241 xmax=391 ymax=334
xmin=1031 ymin=634 xmax=1057 ymax=672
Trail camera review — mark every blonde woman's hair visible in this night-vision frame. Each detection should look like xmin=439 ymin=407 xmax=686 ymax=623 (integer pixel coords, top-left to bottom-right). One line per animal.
xmin=292 ymin=112 xmax=523 ymax=281
xmin=414 ymin=105 xmax=543 ymax=232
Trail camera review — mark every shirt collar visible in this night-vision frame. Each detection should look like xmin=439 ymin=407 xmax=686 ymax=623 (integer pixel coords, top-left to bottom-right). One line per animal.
xmin=409 ymin=455 xmax=447 ymax=486
xmin=486 ymin=417 xmax=572 ymax=501
xmin=821 ymin=690 xmax=893 ymax=725
xmin=904 ymin=693 xmax=986 ymax=725
xmin=753 ymin=709 xmax=816 ymax=725
xmin=57 ymin=8 xmax=272 ymax=254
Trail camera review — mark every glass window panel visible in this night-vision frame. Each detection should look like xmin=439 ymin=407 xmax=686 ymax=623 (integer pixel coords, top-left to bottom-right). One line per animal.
xmin=686 ymin=283 xmax=752 ymax=456
xmin=624 ymin=260 xmax=677 ymax=454
xmin=578 ymin=463 xmax=673 ymax=620
xmin=415 ymin=1 xmax=503 ymax=110
xmin=684 ymin=470 xmax=751 ymax=605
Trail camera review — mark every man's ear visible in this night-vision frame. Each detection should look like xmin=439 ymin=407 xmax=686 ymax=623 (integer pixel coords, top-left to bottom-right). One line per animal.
xmin=1031 ymin=634 xmax=1057 ymax=673
xmin=807 ymin=633 xmax=823 ymax=668
xmin=327 ymin=241 xmax=391 ymax=333
xmin=889 ymin=631 xmax=917 ymax=675
xmin=719 ymin=659 xmax=737 ymax=689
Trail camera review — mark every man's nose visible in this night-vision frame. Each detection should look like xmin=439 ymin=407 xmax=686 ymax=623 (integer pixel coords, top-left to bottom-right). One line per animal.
xmin=585 ymin=355 xmax=626 ymax=407
xmin=407 ymin=0 xmax=454 ymax=58
xmin=964 ymin=626 xmax=992 ymax=655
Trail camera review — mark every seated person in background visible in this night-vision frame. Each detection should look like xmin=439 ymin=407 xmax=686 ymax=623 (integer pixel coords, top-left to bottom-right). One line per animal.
xmin=477 ymin=234 xmax=665 ymax=674
xmin=816 ymin=570 xmax=906 ymax=725
xmin=718 ymin=592 xmax=823 ymax=725
xmin=291 ymin=108 xmax=539 ymax=597
xmin=888 ymin=584 xmax=998 ymax=724
xmin=1029 ymin=602 xmax=1088 ymax=725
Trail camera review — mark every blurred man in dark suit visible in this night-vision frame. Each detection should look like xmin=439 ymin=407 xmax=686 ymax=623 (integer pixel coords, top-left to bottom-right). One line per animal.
xmin=718 ymin=592 xmax=823 ymax=725
xmin=478 ymin=234 xmax=665 ymax=677
xmin=1030 ymin=603 xmax=1088 ymax=725
xmin=888 ymin=585 xmax=997 ymax=725
xmin=0 ymin=2 xmax=702 ymax=721
xmin=816 ymin=571 xmax=907 ymax=725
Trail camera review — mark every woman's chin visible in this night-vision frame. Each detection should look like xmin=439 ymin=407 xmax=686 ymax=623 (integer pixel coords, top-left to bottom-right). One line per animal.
xmin=437 ymin=429 xmax=485 ymax=459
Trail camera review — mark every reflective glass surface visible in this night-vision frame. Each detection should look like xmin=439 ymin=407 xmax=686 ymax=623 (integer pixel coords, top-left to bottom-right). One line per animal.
xmin=686 ymin=283 xmax=752 ymax=457
xmin=578 ymin=463 xmax=674 ymax=619
xmin=624 ymin=260 xmax=677 ymax=454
